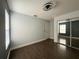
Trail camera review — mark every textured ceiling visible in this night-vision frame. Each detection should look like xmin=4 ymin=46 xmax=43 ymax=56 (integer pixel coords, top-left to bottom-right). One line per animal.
xmin=7 ymin=0 xmax=79 ymax=20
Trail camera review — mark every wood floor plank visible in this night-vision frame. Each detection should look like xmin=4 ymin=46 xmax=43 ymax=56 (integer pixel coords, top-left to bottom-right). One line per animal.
xmin=9 ymin=39 xmax=79 ymax=59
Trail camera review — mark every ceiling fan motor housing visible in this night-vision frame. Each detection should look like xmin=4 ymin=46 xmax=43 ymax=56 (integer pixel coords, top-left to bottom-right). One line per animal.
xmin=43 ymin=1 xmax=56 ymax=11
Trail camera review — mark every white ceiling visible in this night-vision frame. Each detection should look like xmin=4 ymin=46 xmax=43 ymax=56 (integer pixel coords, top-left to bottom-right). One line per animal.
xmin=7 ymin=0 xmax=79 ymax=20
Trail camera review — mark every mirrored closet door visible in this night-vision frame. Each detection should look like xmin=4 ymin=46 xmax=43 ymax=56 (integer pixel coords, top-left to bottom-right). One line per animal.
xmin=71 ymin=18 xmax=79 ymax=48
xmin=58 ymin=17 xmax=79 ymax=49
xmin=58 ymin=19 xmax=70 ymax=46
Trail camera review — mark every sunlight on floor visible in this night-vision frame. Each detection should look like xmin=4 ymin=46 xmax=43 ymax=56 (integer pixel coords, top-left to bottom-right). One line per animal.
xmin=60 ymin=38 xmax=66 ymax=45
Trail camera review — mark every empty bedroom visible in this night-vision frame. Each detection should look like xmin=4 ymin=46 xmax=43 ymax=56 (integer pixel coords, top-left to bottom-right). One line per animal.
xmin=0 ymin=0 xmax=79 ymax=59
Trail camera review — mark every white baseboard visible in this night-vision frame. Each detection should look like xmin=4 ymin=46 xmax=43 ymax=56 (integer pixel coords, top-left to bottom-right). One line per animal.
xmin=50 ymin=37 xmax=54 ymax=39
xmin=11 ymin=38 xmax=47 ymax=51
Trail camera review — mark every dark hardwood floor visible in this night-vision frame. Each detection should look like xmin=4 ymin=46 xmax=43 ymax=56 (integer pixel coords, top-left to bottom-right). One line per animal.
xmin=9 ymin=39 xmax=79 ymax=59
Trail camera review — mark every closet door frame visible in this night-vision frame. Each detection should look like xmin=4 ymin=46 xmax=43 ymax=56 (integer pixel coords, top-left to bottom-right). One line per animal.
xmin=57 ymin=17 xmax=79 ymax=50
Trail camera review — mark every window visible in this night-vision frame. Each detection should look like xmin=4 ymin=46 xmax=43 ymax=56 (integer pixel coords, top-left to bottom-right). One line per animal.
xmin=5 ymin=9 xmax=10 ymax=50
xmin=59 ymin=24 xmax=66 ymax=34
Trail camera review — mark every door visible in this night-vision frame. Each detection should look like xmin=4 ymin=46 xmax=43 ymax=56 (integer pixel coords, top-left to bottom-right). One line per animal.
xmin=58 ymin=18 xmax=79 ymax=49
xmin=71 ymin=18 xmax=79 ymax=48
xmin=58 ymin=20 xmax=70 ymax=46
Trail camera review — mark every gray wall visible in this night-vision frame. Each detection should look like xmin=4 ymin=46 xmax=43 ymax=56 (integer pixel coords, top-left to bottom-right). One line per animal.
xmin=50 ymin=19 xmax=54 ymax=39
xmin=0 ymin=10 xmax=6 ymax=59
xmin=0 ymin=0 xmax=6 ymax=59
xmin=11 ymin=11 xmax=50 ymax=49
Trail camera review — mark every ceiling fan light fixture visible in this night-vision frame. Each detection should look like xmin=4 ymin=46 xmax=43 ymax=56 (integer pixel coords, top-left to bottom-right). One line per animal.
xmin=43 ymin=1 xmax=56 ymax=11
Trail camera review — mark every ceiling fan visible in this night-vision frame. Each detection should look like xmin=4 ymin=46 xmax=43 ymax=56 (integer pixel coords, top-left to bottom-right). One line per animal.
xmin=43 ymin=0 xmax=56 ymax=11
